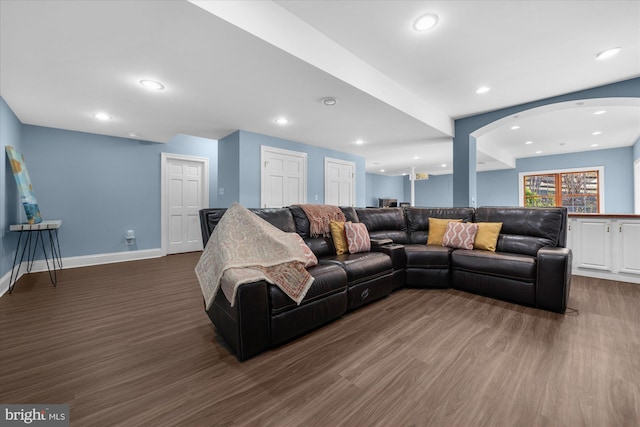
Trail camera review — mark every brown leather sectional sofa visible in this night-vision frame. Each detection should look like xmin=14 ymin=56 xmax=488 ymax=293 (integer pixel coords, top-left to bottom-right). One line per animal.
xmin=199 ymin=206 xmax=572 ymax=361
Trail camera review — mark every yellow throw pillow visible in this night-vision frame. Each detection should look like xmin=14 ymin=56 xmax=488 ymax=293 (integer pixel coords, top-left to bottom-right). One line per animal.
xmin=474 ymin=222 xmax=503 ymax=251
xmin=427 ymin=218 xmax=462 ymax=246
xmin=330 ymin=220 xmax=349 ymax=255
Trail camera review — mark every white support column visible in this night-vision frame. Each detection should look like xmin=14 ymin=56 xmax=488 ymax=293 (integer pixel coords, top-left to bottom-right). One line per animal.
xmin=410 ymin=166 xmax=416 ymax=207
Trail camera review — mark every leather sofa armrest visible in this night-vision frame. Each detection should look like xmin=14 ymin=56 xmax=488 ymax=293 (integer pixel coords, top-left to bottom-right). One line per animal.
xmin=207 ymin=280 xmax=271 ymax=361
xmin=370 ymin=238 xmax=393 ymax=247
xmin=536 ymin=247 xmax=572 ymax=313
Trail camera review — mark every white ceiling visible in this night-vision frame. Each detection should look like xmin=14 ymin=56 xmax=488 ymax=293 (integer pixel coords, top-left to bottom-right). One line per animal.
xmin=1 ymin=0 xmax=639 ymax=176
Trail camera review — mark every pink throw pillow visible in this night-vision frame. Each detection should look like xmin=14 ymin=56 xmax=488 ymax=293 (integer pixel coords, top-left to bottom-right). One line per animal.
xmin=442 ymin=222 xmax=479 ymax=250
xmin=344 ymin=222 xmax=371 ymax=254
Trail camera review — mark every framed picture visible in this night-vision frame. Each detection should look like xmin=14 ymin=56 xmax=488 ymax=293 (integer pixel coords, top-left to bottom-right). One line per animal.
xmin=5 ymin=146 xmax=42 ymax=224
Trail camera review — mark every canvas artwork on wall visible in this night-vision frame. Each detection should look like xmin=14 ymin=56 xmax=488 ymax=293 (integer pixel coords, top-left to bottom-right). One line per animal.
xmin=5 ymin=145 xmax=43 ymax=224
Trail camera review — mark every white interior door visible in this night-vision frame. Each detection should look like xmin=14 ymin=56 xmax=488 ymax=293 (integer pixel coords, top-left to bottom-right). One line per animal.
xmin=161 ymin=153 xmax=209 ymax=255
xmin=325 ymin=157 xmax=355 ymax=206
xmin=635 ymin=158 xmax=640 ymax=214
xmin=261 ymin=146 xmax=307 ymax=208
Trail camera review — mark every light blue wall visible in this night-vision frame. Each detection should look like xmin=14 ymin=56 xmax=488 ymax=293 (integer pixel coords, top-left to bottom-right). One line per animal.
xmin=1 ymin=97 xmax=24 ymax=279
xmin=365 ymin=173 xmax=405 ymax=207
xmin=217 ymin=130 xmax=366 ymax=208
xmin=217 ymin=131 xmax=240 ymax=207
xmin=16 ymin=125 xmax=217 ymax=259
xmin=415 ymin=146 xmax=635 ymax=213
xmin=453 ymin=77 xmax=640 ymax=206
xmin=412 ymin=174 xmax=454 ymax=207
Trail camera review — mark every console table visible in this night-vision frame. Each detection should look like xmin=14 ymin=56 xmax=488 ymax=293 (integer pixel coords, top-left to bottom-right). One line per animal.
xmin=8 ymin=220 xmax=63 ymax=293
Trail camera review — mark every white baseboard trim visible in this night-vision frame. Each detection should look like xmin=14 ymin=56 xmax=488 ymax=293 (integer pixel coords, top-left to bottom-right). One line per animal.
xmin=0 ymin=248 xmax=163 ymax=297
xmin=572 ymin=268 xmax=640 ymax=284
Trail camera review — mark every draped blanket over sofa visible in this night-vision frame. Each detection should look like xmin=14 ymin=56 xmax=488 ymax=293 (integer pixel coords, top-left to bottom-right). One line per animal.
xmin=199 ymin=205 xmax=572 ymax=361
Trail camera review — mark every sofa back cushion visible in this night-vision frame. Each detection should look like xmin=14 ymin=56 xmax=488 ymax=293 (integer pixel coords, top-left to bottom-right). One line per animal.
xmin=355 ymin=208 xmax=408 ymax=243
xmin=289 ymin=205 xmax=337 ymax=257
xmin=405 ymin=207 xmax=475 ymax=244
xmin=199 ymin=207 xmax=296 ymax=246
xmin=249 ymin=208 xmax=296 ymax=232
xmin=475 ymin=206 xmax=567 ymax=256
xmin=199 ymin=208 xmax=227 ymax=246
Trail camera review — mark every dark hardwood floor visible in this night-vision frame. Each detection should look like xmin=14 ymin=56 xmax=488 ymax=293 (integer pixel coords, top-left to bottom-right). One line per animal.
xmin=1 ymin=253 xmax=639 ymax=426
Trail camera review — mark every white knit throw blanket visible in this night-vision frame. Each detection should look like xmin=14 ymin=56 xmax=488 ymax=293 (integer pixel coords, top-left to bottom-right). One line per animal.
xmin=195 ymin=203 xmax=314 ymax=309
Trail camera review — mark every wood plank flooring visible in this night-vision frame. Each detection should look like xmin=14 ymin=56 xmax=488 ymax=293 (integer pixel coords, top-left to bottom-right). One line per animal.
xmin=1 ymin=253 xmax=639 ymax=426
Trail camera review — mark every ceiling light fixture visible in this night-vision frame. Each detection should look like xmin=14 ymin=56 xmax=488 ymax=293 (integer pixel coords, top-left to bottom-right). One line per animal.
xmin=591 ymin=143 xmax=599 ymax=147
xmin=592 ymin=131 xmax=602 ymax=135
xmin=510 ymin=125 xmax=520 ymax=130
xmin=535 ymin=150 xmax=542 ymax=154
xmin=593 ymin=110 xmax=607 ymax=115
xmin=596 ymin=47 xmax=621 ymax=60
xmin=413 ymin=156 xmax=419 ymax=160
xmin=380 ymin=169 xmax=385 ymax=173
xmin=525 ymin=140 xmax=533 ymax=145
xmin=275 ymin=117 xmax=289 ymax=125
xmin=139 ymin=79 xmax=165 ymax=90
xmin=413 ymin=13 xmax=439 ymax=32
xmin=441 ymin=163 xmax=447 ymax=168
xmin=355 ymin=139 xmax=364 ymax=145
xmin=94 ymin=112 xmax=111 ymax=121
xmin=322 ymin=97 xmax=337 ymax=106
xmin=475 ymin=86 xmax=490 ymax=94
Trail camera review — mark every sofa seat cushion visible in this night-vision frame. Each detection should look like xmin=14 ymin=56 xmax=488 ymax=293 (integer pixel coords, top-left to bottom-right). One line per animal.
xmin=404 ymin=244 xmax=452 ymax=269
xmin=320 ymin=252 xmax=392 ymax=285
xmin=269 ymin=263 xmax=348 ymax=315
xmin=451 ymin=249 xmax=537 ymax=282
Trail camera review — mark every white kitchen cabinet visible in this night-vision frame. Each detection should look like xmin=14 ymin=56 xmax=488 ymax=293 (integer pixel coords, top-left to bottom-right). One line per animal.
xmin=575 ymin=218 xmax=612 ymax=271
xmin=567 ymin=216 xmax=640 ymax=284
xmin=617 ymin=220 xmax=640 ymax=276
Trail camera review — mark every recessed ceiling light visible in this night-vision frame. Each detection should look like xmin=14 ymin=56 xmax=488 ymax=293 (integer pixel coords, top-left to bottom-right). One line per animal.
xmin=322 ymin=97 xmax=337 ymax=106
xmin=525 ymin=140 xmax=533 ymax=145
xmin=535 ymin=150 xmax=542 ymax=154
xmin=139 ymin=79 xmax=165 ymax=90
xmin=475 ymin=86 xmax=490 ymax=94
xmin=275 ymin=117 xmax=289 ymax=125
xmin=591 ymin=143 xmax=599 ymax=147
xmin=94 ymin=112 xmax=111 ymax=121
xmin=413 ymin=156 xmax=419 ymax=160
xmin=596 ymin=47 xmax=621 ymax=60
xmin=380 ymin=169 xmax=385 ymax=173
xmin=592 ymin=131 xmax=602 ymax=135
xmin=129 ymin=132 xmax=139 ymax=138
xmin=593 ymin=110 xmax=607 ymax=115
xmin=355 ymin=139 xmax=364 ymax=145
xmin=413 ymin=13 xmax=439 ymax=32
xmin=441 ymin=163 xmax=447 ymax=168
xmin=510 ymin=125 xmax=520 ymax=130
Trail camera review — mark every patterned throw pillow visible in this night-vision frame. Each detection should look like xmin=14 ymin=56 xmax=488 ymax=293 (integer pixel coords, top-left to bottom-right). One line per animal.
xmin=427 ymin=218 xmax=463 ymax=246
xmin=330 ymin=220 xmax=349 ymax=255
xmin=291 ymin=233 xmax=318 ymax=267
xmin=442 ymin=222 xmax=479 ymax=250
xmin=344 ymin=222 xmax=371 ymax=254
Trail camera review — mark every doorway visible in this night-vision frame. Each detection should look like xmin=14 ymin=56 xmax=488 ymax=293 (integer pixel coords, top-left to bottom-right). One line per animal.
xmin=261 ymin=146 xmax=307 ymax=208
xmin=161 ymin=153 xmax=209 ymax=255
xmin=325 ymin=157 xmax=355 ymax=206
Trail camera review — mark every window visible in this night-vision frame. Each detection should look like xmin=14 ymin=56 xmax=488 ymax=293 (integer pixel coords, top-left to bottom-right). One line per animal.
xmin=520 ymin=168 xmax=603 ymax=213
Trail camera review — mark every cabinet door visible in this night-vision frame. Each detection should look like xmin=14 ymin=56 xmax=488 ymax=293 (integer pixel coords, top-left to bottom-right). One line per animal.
xmin=617 ymin=220 xmax=640 ymax=275
xmin=576 ymin=219 xmax=612 ymax=271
